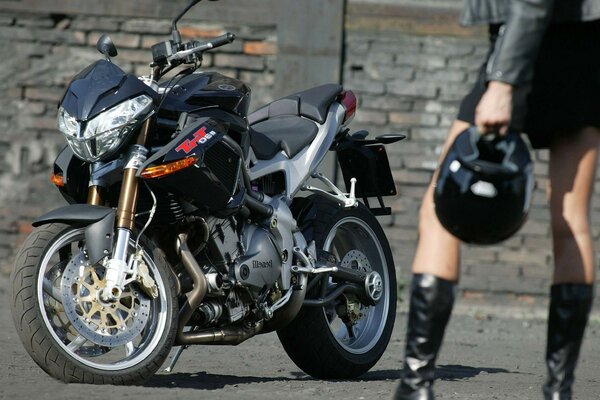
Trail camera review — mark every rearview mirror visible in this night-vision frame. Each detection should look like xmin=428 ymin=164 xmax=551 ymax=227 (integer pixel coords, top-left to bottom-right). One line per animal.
xmin=96 ymin=34 xmax=118 ymax=58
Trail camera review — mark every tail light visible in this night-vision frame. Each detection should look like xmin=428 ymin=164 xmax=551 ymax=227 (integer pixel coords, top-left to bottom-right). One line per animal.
xmin=340 ymin=90 xmax=357 ymax=124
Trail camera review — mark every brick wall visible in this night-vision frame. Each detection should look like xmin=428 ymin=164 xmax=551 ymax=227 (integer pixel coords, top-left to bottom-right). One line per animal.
xmin=1 ymin=2 xmax=598 ymax=297
xmin=0 ymin=11 xmax=276 ymax=273
xmin=343 ymin=3 xmax=599 ymax=296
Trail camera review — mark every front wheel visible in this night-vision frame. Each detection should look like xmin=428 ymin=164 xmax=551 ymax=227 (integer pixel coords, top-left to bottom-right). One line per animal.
xmin=278 ymin=199 xmax=397 ymax=379
xmin=10 ymin=223 xmax=178 ymax=384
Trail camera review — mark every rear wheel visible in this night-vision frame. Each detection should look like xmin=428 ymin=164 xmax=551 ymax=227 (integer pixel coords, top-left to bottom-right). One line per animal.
xmin=278 ymin=199 xmax=396 ymax=378
xmin=10 ymin=223 xmax=178 ymax=384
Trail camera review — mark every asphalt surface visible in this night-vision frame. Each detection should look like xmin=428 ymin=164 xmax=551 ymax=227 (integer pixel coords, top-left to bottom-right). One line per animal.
xmin=1 ymin=274 xmax=599 ymax=400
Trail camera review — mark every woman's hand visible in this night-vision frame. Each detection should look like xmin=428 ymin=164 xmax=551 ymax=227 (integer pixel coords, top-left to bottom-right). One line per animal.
xmin=475 ymin=80 xmax=513 ymax=135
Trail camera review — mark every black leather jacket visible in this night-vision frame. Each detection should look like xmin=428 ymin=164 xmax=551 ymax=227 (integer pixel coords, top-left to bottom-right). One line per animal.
xmin=460 ymin=0 xmax=600 ymax=86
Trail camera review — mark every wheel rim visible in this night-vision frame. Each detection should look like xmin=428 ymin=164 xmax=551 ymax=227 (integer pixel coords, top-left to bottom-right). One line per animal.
xmin=36 ymin=228 xmax=169 ymax=371
xmin=322 ymin=216 xmax=390 ymax=355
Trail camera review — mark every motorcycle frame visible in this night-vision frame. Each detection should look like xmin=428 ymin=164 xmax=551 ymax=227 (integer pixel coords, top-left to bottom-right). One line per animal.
xmin=248 ymin=104 xmax=347 ymax=202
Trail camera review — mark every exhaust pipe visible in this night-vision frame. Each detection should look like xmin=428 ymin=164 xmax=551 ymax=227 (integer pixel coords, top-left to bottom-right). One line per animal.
xmin=178 ymin=320 xmax=264 ymax=346
xmin=175 ymin=230 xmax=263 ymax=346
xmin=175 ymin=232 xmax=209 ymax=346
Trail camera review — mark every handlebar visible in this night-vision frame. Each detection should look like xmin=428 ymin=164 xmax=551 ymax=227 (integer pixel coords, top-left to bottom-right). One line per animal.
xmin=167 ymin=32 xmax=236 ymax=62
xmin=203 ymin=32 xmax=236 ymax=49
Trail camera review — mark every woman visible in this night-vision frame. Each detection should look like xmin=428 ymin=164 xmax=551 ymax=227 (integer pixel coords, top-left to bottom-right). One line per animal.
xmin=395 ymin=0 xmax=600 ymax=399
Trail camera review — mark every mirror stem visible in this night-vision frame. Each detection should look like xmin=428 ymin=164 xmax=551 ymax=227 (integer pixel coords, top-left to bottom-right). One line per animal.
xmin=171 ymin=0 xmax=201 ymax=45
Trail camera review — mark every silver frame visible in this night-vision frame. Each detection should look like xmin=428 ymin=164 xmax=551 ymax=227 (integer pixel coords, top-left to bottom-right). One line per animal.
xmin=248 ymin=103 xmax=346 ymax=202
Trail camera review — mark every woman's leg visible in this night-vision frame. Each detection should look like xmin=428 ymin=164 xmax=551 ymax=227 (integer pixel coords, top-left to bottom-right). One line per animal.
xmin=412 ymin=120 xmax=470 ymax=280
xmin=548 ymin=127 xmax=598 ymax=285
xmin=543 ymin=127 xmax=599 ymax=399
xmin=395 ymin=120 xmax=469 ymax=400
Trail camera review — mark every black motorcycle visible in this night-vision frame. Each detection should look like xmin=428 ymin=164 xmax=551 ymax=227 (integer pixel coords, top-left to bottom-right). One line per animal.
xmin=10 ymin=0 xmax=404 ymax=384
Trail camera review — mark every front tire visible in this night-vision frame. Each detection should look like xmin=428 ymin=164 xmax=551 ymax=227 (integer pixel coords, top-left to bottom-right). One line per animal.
xmin=10 ymin=223 xmax=178 ymax=384
xmin=278 ymin=199 xmax=397 ymax=379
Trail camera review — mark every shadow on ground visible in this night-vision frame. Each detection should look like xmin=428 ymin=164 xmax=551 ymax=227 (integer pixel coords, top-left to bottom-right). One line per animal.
xmin=145 ymin=369 xmax=402 ymax=390
xmin=436 ymin=364 xmax=518 ymax=381
xmin=145 ymin=365 xmax=516 ymax=390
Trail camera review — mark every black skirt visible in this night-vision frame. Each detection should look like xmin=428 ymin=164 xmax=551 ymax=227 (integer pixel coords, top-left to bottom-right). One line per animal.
xmin=457 ymin=20 xmax=600 ymax=149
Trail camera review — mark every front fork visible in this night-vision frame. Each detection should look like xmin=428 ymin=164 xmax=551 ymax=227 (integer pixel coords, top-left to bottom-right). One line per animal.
xmin=88 ymin=118 xmax=152 ymax=301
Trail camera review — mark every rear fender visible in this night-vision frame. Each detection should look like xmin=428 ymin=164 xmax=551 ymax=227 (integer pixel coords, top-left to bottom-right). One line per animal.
xmin=32 ymin=204 xmax=115 ymax=264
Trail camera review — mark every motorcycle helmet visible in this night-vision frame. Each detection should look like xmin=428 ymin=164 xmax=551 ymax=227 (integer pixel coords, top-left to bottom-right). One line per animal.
xmin=434 ymin=126 xmax=534 ymax=245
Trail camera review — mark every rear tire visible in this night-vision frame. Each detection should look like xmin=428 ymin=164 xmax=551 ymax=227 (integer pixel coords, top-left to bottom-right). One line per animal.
xmin=10 ymin=223 xmax=178 ymax=384
xmin=278 ymin=199 xmax=396 ymax=379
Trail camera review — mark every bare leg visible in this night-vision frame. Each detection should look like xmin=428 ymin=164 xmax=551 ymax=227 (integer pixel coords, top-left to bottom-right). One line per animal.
xmin=411 ymin=120 xmax=470 ymax=282
xmin=548 ymin=127 xmax=599 ymax=284
xmin=395 ymin=120 xmax=469 ymax=400
xmin=543 ymin=127 xmax=599 ymax=399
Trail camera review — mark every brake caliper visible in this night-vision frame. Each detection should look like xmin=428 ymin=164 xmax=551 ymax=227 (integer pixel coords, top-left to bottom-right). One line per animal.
xmin=135 ymin=252 xmax=158 ymax=299
xmin=336 ymin=294 xmax=363 ymax=326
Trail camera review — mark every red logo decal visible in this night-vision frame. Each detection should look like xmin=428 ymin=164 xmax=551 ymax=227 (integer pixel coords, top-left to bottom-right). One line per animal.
xmin=175 ymin=126 xmax=217 ymax=154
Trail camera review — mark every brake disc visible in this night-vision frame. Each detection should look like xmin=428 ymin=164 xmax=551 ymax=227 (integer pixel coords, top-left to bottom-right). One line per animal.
xmin=44 ymin=260 xmax=108 ymax=356
xmin=341 ymin=249 xmax=383 ymax=304
xmin=60 ymin=252 xmax=151 ymax=347
xmin=341 ymin=249 xmax=371 ymax=273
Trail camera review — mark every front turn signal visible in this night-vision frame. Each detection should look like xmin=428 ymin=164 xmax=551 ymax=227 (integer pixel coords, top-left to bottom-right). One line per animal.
xmin=50 ymin=172 xmax=65 ymax=187
xmin=140 ymin=157 xmax=197 ymax=179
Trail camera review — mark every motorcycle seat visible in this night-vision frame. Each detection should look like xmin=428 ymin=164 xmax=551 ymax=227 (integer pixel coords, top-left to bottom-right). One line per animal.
xmin=247 ymin=84 xmax=343 ymax=125
xmin=249 ymin=116 xmax=318 ymax=160
xmin=247 ymin=83 xmax=343 ymax=160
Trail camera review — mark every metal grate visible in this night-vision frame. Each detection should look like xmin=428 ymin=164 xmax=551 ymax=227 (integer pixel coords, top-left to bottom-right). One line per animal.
xmin=203 ymin=141 xmax=241 ymax=196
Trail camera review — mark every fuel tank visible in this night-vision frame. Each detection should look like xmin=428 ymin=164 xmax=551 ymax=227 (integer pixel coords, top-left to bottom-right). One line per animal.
xmin=160 ymin=71 xmax=251 ymax=117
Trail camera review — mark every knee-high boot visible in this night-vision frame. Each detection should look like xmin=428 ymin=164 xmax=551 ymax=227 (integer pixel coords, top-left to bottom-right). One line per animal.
xmin=394 ymin=274 xmax=456 ymax=400
xmin=543 ymin=283 xmax=594 ymax=400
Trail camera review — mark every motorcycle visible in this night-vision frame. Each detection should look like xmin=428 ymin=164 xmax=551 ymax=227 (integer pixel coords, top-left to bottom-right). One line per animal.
xmin=10 ymin=0 xmax=404 ymax=384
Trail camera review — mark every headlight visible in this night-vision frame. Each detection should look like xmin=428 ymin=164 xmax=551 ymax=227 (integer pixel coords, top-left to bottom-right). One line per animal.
xmin=58 ymin=95 xmax=153 ymax=161
xmin=57 ymin=107 xmax=79 ymax=137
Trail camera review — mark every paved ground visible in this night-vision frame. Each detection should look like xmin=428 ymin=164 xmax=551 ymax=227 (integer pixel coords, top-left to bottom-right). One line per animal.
xmin=1 ymin=274 xmax=599 ymax=400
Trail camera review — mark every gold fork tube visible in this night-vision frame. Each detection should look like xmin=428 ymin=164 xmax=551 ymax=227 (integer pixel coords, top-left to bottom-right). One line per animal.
xmin=116 ymin=168 xmax=140 ymax=230
xmin=87 ymin=185 xmax=103 ymax=205
xmin=137 ymin=116 xmax=152 ymax=146
xmin=115 ymin=119 xmax=152 ymax=230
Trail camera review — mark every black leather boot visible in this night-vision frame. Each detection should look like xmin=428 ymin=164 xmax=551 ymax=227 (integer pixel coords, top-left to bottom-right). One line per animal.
xmin=543 ymin=283 xmax=594 ymax=400
xmin=394 ymin=274 xmax=456 ymax=400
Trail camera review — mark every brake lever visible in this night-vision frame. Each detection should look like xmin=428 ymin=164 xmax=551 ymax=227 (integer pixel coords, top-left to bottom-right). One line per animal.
xmin=167 ymin=46 xmax=204 ymax=62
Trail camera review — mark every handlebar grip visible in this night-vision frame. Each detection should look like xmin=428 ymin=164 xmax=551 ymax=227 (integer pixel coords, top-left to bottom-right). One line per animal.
xmin=168 ymin=32 xmax=236 ymax=62
xmin=209 ymin=32 xmax=236 ymax=49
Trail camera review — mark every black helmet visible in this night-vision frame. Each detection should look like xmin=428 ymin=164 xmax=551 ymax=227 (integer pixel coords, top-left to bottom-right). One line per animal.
xmin=434 ymin=126 xmax=534 ymax=245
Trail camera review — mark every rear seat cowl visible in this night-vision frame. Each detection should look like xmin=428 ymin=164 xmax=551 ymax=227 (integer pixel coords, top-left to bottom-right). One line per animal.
xmin=247 ymin=84 xmax=343 ymax=125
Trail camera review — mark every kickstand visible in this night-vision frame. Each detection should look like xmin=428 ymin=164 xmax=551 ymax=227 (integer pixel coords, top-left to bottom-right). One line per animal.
xmin=164 ymin=345 xmax=187 ymax=373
